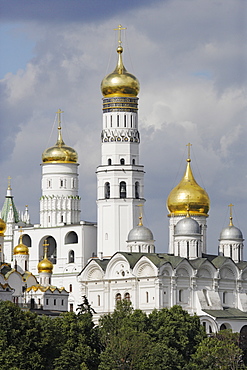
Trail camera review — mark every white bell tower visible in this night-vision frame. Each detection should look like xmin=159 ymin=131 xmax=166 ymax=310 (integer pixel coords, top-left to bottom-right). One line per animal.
xmin=40 ymin=109 xmax=80 ymax=227
xmin=97 ymin=25 xmax=145 ymax=258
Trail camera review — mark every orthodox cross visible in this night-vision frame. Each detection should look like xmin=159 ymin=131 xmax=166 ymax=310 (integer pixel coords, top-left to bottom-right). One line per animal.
xmin=56 ymin=108 xmax=64 ymax=129
xmin=114 ymin=24 xmax=127 ymax=46
xmin=228 ymin=203 xmax=234 ymax=226
xmin=137 ymin=204 xmax=143 ymax=226
xmin=18 ymin=226 xmax=23 ymax=243
xmin=43 ymin=239 xmax=49 ymax=256
xmin=186 ymin=143 xmax=192 ymax=160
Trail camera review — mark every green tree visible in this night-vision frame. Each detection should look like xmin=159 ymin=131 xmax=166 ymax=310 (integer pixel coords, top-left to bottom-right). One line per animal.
xmin=53 ymin=311 xmax=99 ymax=370
xmin=188 ymin=329 xmax=245 ymax=370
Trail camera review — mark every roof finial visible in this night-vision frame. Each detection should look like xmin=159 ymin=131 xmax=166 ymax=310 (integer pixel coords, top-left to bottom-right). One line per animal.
xmin=56 ymin=109 xmax=65 ymax=146
xmin=7 ymin=176 xmax=12 ymax=190
xmin=186 ymin=196 xmax=190 ymax=217
xmin=114 ymin=24 xmax=127 ymax=47
xmin=19 ymin=226 xmax=23 ymax=243
xmin=137 ymin=204 xmax=143 ymax=226
xmin=186 ymin=143 xmax=192 ymax=163
xmin=43 ymin=240 xmax=49 ymax=259
xmin=228 ymin=203 xmax=234 ymax=226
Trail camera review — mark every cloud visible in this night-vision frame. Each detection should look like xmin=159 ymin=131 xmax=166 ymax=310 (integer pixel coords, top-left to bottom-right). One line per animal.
xmin=0 ymin=0 xmax=246 ymax=258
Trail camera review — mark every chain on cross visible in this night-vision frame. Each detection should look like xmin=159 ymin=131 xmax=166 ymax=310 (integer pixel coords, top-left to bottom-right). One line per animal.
xmin=113 ymin=24 xmax=127 ymax=46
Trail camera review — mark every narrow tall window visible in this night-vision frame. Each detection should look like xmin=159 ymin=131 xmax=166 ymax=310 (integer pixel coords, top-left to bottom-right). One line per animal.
xmin=131 ymin=115 xmax=133 ymax=128
xmin=124 ymin=115 xmax=126 ymax=127
xmin=68 ymin=250 xmax=75 ymax=263
xmin=135 ymin=182 xmax=139 ymax=199
xmin=132 ymin=159 xmax=135 ymax=165
xmin=108 ymin=158 xmax=112 ymax=165
xmin=120 ymin=158 xmax=125 ymax=165
xmin=105 ymin=182 xmax=110 ymax=199
xmin=146 ymin=291 xmax=149 ymax=303
xmin=230 ymin=244 xmax=232 ymax=259
xmin=179 ymin=289 xmax=183 ymax=302
xmin=70 ymin=304 xmax=73 ymax=312
xmin=116 ymin=293 xmax=121 ymax=302
xmin=120 ymin=181 xmax=126 ymax=198
xmin=223 ymin=291 xmax=227 ymax=304
xmin=187 ymin=241 xmax=190 ymax=258
xmin=117 ymin=115 xmax=119 ymax=127
xmin=124 ymin=292 xmax=130 ymax=301
xmin=98 ymin=295 xmax=101 ymax=306
xmin=105 ymin=115 xmax=107 ymax=128
xmin=69 ymin=284 xmax=72 ymax=293
xmin=110 ymin=115 xmax=112 ymax=127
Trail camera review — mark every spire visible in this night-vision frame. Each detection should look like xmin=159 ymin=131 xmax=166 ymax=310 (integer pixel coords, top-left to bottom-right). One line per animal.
xmin=113 ymin=24 xmax=127 ymax=74
xmin=1 ymin=178 xmax=20 ymax=223
xmin=137 ymin=204 xmax=143 ymax=226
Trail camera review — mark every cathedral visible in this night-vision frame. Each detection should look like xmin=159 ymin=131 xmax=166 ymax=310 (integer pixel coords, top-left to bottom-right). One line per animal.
xmin=0 ymin=26 xmax=246 ymax=333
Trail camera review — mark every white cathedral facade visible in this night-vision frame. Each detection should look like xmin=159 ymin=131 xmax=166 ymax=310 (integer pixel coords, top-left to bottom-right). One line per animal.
xmin=1 ymin=28 xmax=247 ymax=333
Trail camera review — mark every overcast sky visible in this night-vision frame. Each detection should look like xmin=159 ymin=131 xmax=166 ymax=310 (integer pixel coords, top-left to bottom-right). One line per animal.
xmin=0 ymin=0 xmax=246 ymax=258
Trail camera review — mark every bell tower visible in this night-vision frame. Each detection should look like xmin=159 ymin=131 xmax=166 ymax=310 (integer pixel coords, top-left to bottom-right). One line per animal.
xmin=97 ymin=25 xmax=145 ymax=257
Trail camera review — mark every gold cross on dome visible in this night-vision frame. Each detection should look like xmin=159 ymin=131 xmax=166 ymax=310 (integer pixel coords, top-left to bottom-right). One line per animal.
xmin=186 ymin=143 xmax=192 ymax=160
xmin=114 ymin=24 xmax=127 ymax=46
xmin=18 ymin=226 xmax=23 ymax=242
xmin=56 ymin=108 xmax=64 ymax=128
xmin=137 ymin=204 xmax=143 ymax=226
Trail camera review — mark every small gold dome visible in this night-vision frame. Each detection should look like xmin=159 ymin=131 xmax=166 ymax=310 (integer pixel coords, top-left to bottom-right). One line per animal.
xmin=167 ymin=158 xmax=210 ymax=217
xmin=38 ymin=247 xmax=53 ymax=273
xmin=13 ymin=235 xmax=29 ymax=255
xmin=0 ymin=218 xmax=6 ymax=236
xmin=101 ymin=46 xmax=140 ymax=97
xmin=42 ymin=110 xmax=78 ymax=164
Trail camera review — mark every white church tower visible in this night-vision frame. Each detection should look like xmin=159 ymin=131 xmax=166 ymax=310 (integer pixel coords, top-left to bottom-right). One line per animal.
xmin=97 ymin=25 xmax=145 ymax=258
xmin=40 ymin=109 xmax=80 ymax=227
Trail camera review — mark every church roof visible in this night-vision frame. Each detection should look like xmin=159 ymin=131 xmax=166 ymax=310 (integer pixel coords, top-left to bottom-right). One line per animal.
xmin=203 ymin=308 xmax=247 ymax=320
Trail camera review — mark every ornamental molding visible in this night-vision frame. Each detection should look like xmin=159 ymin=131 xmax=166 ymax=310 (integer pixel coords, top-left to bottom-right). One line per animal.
xmin=101 ymin=128 xmax=140 ymax=143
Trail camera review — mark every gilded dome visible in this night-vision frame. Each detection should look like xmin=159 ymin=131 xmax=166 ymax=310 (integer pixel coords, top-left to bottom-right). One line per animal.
xmin=101 ymin=46 xmax=140 ymax=98
xmin=167 ymin=158 xmax=210 ymax=217
xmin=38 ymin=247 xmax=53 ymax=273
xmin=13 ymin=235 xmax=29 ymax=255
xmin=0 ymin=218 xmax=6 ymax=236
xmin=42 ymin=110 xmax=78 ymax=164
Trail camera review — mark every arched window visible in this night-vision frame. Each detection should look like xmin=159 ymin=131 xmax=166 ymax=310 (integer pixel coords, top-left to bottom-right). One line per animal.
xmin=131 ymin=115 xmax=133 ymax=128
xmin=132 ymin=159 xmax=135 ymax=165
xmin=65 ymin=231 xmax=78 ymax=244
xmin=220 ymin=324 xmax=227 ymax=331
xmin=98 ymin=295 xmax=101 ymax=306
xmin=124 ymin=115 xmax=126 ymax=127
xmin=116 ymin=293 xmax=121 ymax=302
xmin=68 ymin=250 xmax=75 ymax=263
xmin=135 ymin=181 xmax=139 ymax=199
xmin=120 ymin=158 xmax=125 ymax=165
xmin=110 ymin=115 xmax=112 ymax=127
xmin=120 ymin=181 xmax=126 ymax=198
xmin=108 ymin=158 xmax=112 ymax=165
xmin=117 ymin=115 xmax=119 ymax=127
xmin=22 ymin=234 xmax=31 ymax=248
xmin=69 ymin=284 xmax=73 ymax=293
xmin=124 ymin=292 xmax=130 ymax=301
xmin=105 ymin=182 xmax=110 ymax=199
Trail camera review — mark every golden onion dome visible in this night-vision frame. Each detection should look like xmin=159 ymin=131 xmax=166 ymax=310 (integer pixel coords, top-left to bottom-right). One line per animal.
xmin=101 ymin=45 xmax=140 ymax=98
xmin=42 ymin=109 xmax=78 ymax=164
xmin=38 ymin=247 xmax=53 ymax=274
xmin=0 ymin=218 xmax=6 ymax=236
xmin=167 ymin=158 xmax=210 ymax=217
xmin=13 ymin=235 xmax=29 ymax=255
